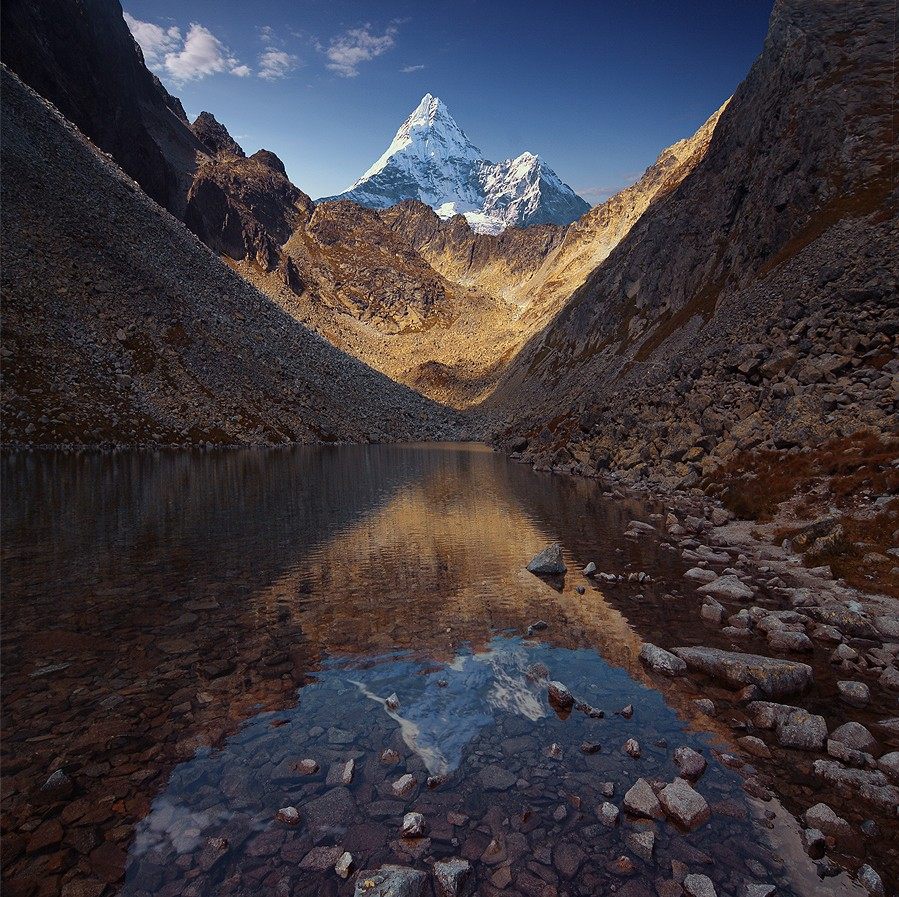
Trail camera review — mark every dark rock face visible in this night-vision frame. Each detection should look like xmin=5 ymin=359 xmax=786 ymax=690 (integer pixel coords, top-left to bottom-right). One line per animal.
xmin=489 ymin=0 xmax=897 ymax=489
xmin=184 ymin=153 xmax=314 ymax=270
xmin=192 ymin=111 xmax=246 ymax=158
xmin=0 ymin=0 xmax=202 ymax=215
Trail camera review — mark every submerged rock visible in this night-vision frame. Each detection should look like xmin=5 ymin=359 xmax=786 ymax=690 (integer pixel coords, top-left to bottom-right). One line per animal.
xmin=401 ymin=811 xmax=427 ymax=837
xmin=276 ymin=806 xmax=300 ymax=825
xmin=527 ymin=544 xmax=567 ymax=575
xmin=353 ymin=864 xmax=427 ymax=897
xmin=659 ymin=778 xmax=711 ymax=830
xmin=683 ymin=873 xmax=717 ymax=897
xmin=673 ymin=647 xmax=813 ymax=697
xmin=673 ymin=746 xmax=707 ymax=780
xmin=697 ymin=574 xmax=753 ymax=601
xmin=433 ymin=858 xmax=472 ymax=897
xmin=623 ymin=778 xmax=663 ymax=819
xmin=336 ymin=852 xmax=354 ymax=879
xmin=547 ymin=680 xmax=575 ymax=710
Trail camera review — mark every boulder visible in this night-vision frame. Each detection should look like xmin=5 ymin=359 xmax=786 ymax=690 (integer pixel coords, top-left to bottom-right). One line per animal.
xmin=623 ymin=778 xmax=663 ymax=819
xmin=877 ymin=751 xmax=899 ymax=783
xmin=659 ymin=778 xmax=711 ymax=829
xmin=639 ymin=643 xmax=687 ymax=676
xmin=683 ymin=873 xmax=717 ymax=897
xmin=527 ymin=544 xmax=567 ymax=575
xmin=433 ymin=858 xmax=473 ymax=897
xmin=547 ymin=680 xmax=575 ymax=710
xmin=837 ymin=680 xmax=871 ymax=707
xmin=830 ymin=721 xmax=877 ymax=755
xmin=353 ymin=865 xmax=427 ymax=897
xmin=804 ymin=803 xmax=852 ymax=840
xmin=697 ymin=574 xmax=753 ymax=601
xmin=673 ymin=647 xmax=813 ymax=697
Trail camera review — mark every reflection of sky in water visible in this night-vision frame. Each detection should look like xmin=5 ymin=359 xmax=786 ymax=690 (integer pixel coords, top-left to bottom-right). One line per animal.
xmin=125 ymin=636 xmax=767 ymax=892
xmin=350 ymin=641 xmax=547 ymax=774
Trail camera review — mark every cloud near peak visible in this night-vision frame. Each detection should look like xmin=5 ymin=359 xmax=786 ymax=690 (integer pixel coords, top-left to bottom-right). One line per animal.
xmin=124 ymin=13 xmax=247 ymax=83
xmin=325 ymin=24 xmax=397 ymax=78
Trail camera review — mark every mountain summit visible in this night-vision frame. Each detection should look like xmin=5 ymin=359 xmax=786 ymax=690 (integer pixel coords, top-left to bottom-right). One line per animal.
xmin=321 ymin=94 xmax=589 ymax=233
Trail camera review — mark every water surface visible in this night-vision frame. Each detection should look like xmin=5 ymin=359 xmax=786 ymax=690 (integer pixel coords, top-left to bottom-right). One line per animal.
xmin=1 ymin=445 xmax=868 ymax=896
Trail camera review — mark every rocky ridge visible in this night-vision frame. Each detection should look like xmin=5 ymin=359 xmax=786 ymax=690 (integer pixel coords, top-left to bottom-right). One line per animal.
xmin=0 ymin=66 xmax=461 ymax=447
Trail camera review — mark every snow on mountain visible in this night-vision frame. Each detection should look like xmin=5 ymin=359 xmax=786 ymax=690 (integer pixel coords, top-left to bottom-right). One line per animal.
xmin=320 ymin=94 xmax=590 ymax=234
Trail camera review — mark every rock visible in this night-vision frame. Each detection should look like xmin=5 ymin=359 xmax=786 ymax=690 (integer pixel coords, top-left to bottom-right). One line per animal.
xmin=526 ymin=620 xmax=548 ymax=637
xmin=401 ymin=812 xmax=427 ymax=837
xmin=554 ymin=841 xmax=587 ymax=877
xmin=683 ymin=873 xmax=717 ymax=897
xmin=802 ymin=827 xmax=826 ymax=859
xmin=811 ymin=604 xmax=876 ymax=638
xmin=380 ymin=748 xmax=400 ymax=765
xmin=433 ymin=858 xmax=472 ymax=897
xmin=583 ymin=561 xmax=597 ymax=576
xmin=837 ymin=680 xmax=871 ymax=707
xmin=598 ymin=802 xmax=619 ymax=827
xmin=300 ymin=846 xmax=345 ymax=871
xmin=766 ymin=630 xmax=812 ymax=652
xmin=737 ymin=735 xmax=771 ymax=758
xmin=625 ymin=830 xmax=655 ymax=862
xmin=624 ymin=738 xmax=641 ymax=758
xmin=40 ymin=768 xmax=74 ymax=800
xmin=804 ymin=803 xmax=852 ymax=840
xmin=693 ymin=698 xmax=716 ymax=715
xmin=296 ymin=758 xmax=319 ymax=775
xmin=546 ymin=741 xmax=563 ymax=760
xmin=619 ymin=703 xmax=634 ymax=718
xmin=877 ymin=751 xmax=899 ymax=782
xmin=659 ymin=778 xmax=711 ymax=829
xmin=640 ymin=643 xmax=687 ymax=675
xmin=812 ymin=761 xmax=899 ymax=813
xmin=547 ymin=680 xmax=575 ymax=710
xmin=576 ymin=584 xmax=586 ymax=594
xmin=697 ymin=574 xmax=753 ymax=601
xmin=830 ymin=721 xmax=877 ymax=754
xmin=673 ymin=746 xmax=707 ymax=780
xmin=353 ymin=865 xmax=427 ymax=897
xmin=527 ymin=544 xmax=566 ymax=575
xmin=610 ymin=855 xmax=637 ymax=876
xmin=685 ymin=567 xmax=718 ymax=583
xmin=391 ymin=774 xmax=417 ymax=797
xmin=673 ymin=647 xmax=813 ymax=697
xmin=742 ymin=886 xmax=775 ymax=897
xmin=386 ymin=693 xmax=400 ymax=710
xmin=858 ymin=864 xmax=885 ymax=897
xmin=276 ymin=806 xmax=300 ymax=825
xmin=623 ymin=778 xmax=663 ymax=819
xmin=479 ymin=764 xmax=516 ymax=791
xmin=775 ymin=707 xmax=828 ymax=750
xmin=879 ymin=666 xmax=899 ymax=690
xmin=336 ymin=852 xmax=354 ymax=879
xmin=831 ymin=643 xmax=859 ymax=663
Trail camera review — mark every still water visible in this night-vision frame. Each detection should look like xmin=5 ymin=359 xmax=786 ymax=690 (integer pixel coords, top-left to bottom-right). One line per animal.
xmin=0 ymin=445 xmax=869 ymax=896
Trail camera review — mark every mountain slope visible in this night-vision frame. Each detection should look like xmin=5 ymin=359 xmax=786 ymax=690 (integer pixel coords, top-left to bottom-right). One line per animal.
xmin=324 ymin=94 xmax=589 ymax=233
xmin=486 ymin=0 xmax=897 ymax=488
xmin=0 ymin=67 xmax=461 ymax=446
xmin=0 ymin=0 xmax=202 ymax=216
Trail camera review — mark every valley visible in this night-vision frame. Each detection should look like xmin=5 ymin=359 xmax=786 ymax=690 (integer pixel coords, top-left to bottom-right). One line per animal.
xmin=0 ymin=0 xmax=897 ymax=896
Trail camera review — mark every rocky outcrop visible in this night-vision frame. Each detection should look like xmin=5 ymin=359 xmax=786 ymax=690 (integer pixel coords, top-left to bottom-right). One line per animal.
xmin=0 ymin=66 xmax=460 ymax=447
xmin=672 ymin=647 xmax=813 ymax=698
xmin=487 ymin=0 xmax=897 ymax=492
xmin=191 ymin=111 xmax=246 ymax=158
xmin=0 ymin=0 xmax=202 ymax=215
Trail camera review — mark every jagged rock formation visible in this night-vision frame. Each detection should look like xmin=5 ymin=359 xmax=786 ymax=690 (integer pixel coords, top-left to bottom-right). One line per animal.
xmin=0 ymin=67 xmax=461 ymax=446
xmin=191 ymin=111 xmax=246 ymax=158
xmin=0 ymin=0 xmax=202 ymax=215
xmin=323 ymin=94 xmax=589 ymax=233
xmin=487 ymin=0 xmax=897 ymax=490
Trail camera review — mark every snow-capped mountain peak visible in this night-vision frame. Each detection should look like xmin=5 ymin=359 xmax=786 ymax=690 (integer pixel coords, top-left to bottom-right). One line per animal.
xmin=322 ymin=94 xmax=589 ymax=233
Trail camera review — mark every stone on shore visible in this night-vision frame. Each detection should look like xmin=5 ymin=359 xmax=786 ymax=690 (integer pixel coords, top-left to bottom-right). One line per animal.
xmin=877 ymin=751 xmax=899 ymax=783
xmin=336 ymin=852 xmax=354 ymax=879
xmin=527 ymin=544 xmax=567 ymax=575
xmin=673 ymin=647 xmax=813 ymax=697
xmin=837 ymin=680 xmax=871 ymax=707
xmin=401 ymin=812 xmax=427 ymax=838
xmin=640 ymin=643 xmax=688 ymax=675
xmin=697 ymin=574 xmax=753 ymax=601
xmin=353 ymin=864 xmax=427 ymax=897
xmin=683 ymin=873 xmax=717 ymax=897
xmin=858 ymin=864 xmax=885 ymax=897
xmin=598 ymin=802 xmax=619 ymax=827
xmin=804 ymin=803 xmax=852 ymax=840
xmin=830 ymin=721 xmax=877 ymax=755
xmin=547 ymin=680 xmax=575 ymax=710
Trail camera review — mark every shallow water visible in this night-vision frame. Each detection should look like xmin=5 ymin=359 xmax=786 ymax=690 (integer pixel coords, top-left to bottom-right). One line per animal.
xmin=0 ymin=445 xmax=875 ymax=896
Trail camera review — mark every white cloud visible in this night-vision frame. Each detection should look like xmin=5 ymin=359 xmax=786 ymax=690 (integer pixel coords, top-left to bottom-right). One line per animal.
xmin=124 ymin=13 xmax=247 ymax=83
xmin=258 ymin=48 xmax=299 ymax=80
xmin=325 ymin=24 xmax=397 ymax=77
xmin=123 ymin=13 xmax=180 ymax=68
xmin=401 ymin=64 xmax=425 ymax=73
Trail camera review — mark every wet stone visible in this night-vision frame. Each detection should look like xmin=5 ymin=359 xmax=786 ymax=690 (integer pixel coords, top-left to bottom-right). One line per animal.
xmin=276 ymin=806 xmax=300 ymax=825
xmin=400 ymin=812 xmax=426 ymax=838
xmin=299 ymin=846 xmax=345 ymax=871
xmin=624 ymin=738 xmax=641 ymax=758
xmin=837 ymin=680 xmax=871 ymax=707
xmin=353 ymin=864 xmax=427 ymax=897
xmin=625 ymin=830 xmax=655 ymax=863
xmin=553 ymin=842 xmax=586 ymax=878
xmin=623 ymin=778 xmax=663 ymax=819
xmin=673 ymin=746 xmax=707 ymax=780
xmin=479 ymin=764 xmax=516 ymax=791
xmin=433 ymin=857 xmax=472 ymax=897
xmin=683 ymin=873 xmax=717 ymax=897
xmin=335 ymin=851 xmax=354 ymax=879
xmin=659 ymin=778 xmax=711 ymax=830
xmin=598 ymin=802 xmax=619 ymax=827
xmin=392 ymin=774 xmax=417 ymax=797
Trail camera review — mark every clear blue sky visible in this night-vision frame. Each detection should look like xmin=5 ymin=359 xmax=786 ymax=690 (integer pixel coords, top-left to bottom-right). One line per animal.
xmin=124 ymin=0 xmax=773 ymax=203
